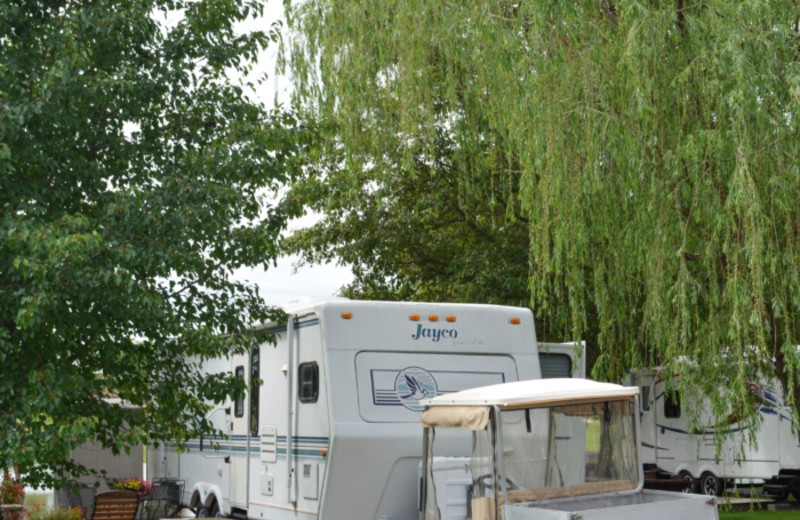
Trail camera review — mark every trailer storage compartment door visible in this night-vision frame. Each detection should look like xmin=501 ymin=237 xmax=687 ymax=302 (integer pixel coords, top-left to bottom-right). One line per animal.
xmin=355 ymin=352 xmax=518 ymax=422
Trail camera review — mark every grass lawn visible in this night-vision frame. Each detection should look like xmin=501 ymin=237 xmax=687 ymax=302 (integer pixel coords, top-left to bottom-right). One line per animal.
xmin=23 ymin=493 xmax=49 ymax=509
xmin=19 ymin=492 xmax=51 ymax=517
xmin=721 ymin=510 xmax=798 ymax=519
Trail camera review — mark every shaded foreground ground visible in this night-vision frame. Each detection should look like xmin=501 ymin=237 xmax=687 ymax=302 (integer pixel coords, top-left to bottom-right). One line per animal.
xmin=21 ymin=488 xmax=800 ymax=519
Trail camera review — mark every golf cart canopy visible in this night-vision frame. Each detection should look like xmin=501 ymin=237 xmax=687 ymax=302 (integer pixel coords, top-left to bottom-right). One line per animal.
xmin=421 ymin=378 xmax=638 ymax=414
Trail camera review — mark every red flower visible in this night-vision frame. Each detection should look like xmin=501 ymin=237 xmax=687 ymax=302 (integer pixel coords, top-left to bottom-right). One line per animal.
xmin=0 ymin=474 xmax=25 ymax=504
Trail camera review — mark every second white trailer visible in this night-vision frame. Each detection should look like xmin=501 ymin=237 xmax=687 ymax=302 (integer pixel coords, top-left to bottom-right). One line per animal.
xmin=629 ymin=370 xmax=800 ymax=496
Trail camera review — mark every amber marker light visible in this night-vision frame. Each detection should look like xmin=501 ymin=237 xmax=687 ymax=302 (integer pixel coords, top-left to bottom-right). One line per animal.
xmin=446 ymin=316 xmax=456 ymax=322
xmin=320 ymin=449 xmax=327 ymax=456
xmin=410 ymin=314 xmax=420 ymax=321
xmin=510 ymin=318 xmax=521 ymax=325
xmin=342 ymin=312 xmax=353 ymax=319
xmin=429 ymin=315 xmax=439 ymax=322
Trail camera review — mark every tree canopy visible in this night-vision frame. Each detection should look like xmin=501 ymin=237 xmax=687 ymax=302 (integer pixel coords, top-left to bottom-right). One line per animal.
xmin=285 ymin=0 xmax=800 ymax=433
xmin=282 ymin=118 xmax=529 ymax=305
xmin=1 ymin=0 xmax=308 ymax=485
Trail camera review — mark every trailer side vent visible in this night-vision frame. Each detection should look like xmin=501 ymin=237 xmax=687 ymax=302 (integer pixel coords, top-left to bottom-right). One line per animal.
xmin=261 ymin=425 xmax=278 ymax=463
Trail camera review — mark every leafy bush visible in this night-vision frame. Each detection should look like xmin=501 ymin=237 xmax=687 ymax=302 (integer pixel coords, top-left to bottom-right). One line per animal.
xmin=27 ymin=506 xmax=85 ymax=520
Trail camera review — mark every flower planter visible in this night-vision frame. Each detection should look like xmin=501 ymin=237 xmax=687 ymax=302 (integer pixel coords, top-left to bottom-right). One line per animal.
xmin=0 ymin=504 xmax=24 ymax=520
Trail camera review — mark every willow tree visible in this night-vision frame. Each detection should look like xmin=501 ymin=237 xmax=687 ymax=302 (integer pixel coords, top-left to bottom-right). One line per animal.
xmin=286 ymin=0 xmax=800 ymax=433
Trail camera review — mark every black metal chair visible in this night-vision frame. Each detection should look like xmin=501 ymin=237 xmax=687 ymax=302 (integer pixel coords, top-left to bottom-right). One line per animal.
xmin=137 ymin=479 xmax=185 ymax=520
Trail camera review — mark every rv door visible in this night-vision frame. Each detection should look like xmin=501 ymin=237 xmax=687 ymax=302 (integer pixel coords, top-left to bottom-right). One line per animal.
xmin=229 ymin=351 xmax=254 ymax=508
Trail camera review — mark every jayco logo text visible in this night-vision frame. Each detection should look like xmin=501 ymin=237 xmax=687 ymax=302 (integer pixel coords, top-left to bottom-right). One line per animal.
xmin=411 ymin=324 xmax=458 ymax=342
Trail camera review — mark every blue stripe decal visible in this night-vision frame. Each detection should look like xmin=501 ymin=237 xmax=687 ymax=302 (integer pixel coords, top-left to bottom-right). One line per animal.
xmin=656 ymin=423 xmax=746 ymax=435
xmin=277 ymin=436 xmax=329 ymax=443
xmin=647 ymin=388 xmax=794 ymax=426
xmin=177 ymin=435 xmax=330 ymax=459
xmin=268 ymin=318 xmax=321 ymax=334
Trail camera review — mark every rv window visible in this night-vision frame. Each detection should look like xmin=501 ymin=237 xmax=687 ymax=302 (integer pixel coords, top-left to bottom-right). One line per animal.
xmin=640 ymin=386 xmax=650 ymax=411
xmin=664 ymin=390 xmax=681 ymax=418
xmin=299 ymin=362 xmax=319 ymax=403
xmin=234 ymin=365 xmax=245 ymax=418
xmin=250 ymin=348 xmax=260 ymax=436
xmin=539 ymin=353 xmax=572 ymax=378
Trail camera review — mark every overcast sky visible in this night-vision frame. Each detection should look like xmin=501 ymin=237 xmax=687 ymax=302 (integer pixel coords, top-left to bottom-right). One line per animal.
xmin=233 ymin=254 xmax=353 ymax=307
xmin=232 ymin=221 xmax=354 ymax=307
xmin=230 ymin=1 xmax=355 ymax=306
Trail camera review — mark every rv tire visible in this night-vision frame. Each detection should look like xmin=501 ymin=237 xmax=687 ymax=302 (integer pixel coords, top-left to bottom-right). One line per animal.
xmin=700 ymin=472 xmax=723 ymax=496
xmin=789 ymin=478 xmax=800 ymax=502
xmin=678 ymin=471 xmax=695 ymax=494
xmin=197 ymin=500 xmax=223 ymax=519
xmin=197 ymin=501 xmax=218 ymax=518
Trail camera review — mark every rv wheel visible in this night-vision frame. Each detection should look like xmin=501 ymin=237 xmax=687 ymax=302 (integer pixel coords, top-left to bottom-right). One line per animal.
xmin=773 ymin=487 xmax=790 ymax=501
xmin=678 ymin=471 xmax=695 ymax=493
xmin=700 ymin=472 xmax=723 ymax=496
xmin=788 ymin=477 xmax=800 ymax=501
xmin=197 ymin=500 xmax=220 ymax=518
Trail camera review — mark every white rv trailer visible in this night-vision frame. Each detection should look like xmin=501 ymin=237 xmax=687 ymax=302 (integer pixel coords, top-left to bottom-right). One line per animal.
xmin=149 ymin=298 xmax=543 ymax=520
xmin=420 ymin=379 xmax=718 ymax=520
xmin=628 ymin=370 xmax=800 ymax=496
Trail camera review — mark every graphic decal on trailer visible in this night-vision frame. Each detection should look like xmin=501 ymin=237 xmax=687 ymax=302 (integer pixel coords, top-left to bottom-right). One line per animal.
xmin=394 ymin=367 xmax=438 ymax=411
xmin=370 ymin=367 xmax=507 ymax=411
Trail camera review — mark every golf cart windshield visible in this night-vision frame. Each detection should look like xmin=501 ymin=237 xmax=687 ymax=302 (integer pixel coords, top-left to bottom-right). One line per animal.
xmin=421 ymin=398 xmax=640 ymax=519
xmin=500 ymin=400 xmax=639 ymax=493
